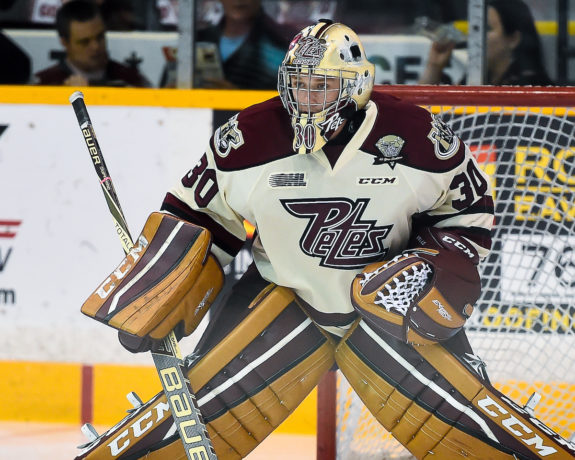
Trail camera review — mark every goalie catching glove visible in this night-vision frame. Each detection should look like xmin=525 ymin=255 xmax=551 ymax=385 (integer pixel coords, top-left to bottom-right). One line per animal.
xmin=81 ymin=212 xmax=224 ymax=349
xmin=351 ymin=227 xmax=481 ymax=345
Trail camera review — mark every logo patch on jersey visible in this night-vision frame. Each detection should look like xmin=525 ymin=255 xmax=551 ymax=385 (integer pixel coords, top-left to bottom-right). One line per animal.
xmin=214 ymin=114 xmax=244 ymax=158
xmin=369 ymin=135 xmax=405 ymax=168
xmin=269 ymin=172 xmax=307 ymax=188
xmin=281 ymin=198 xmax=392 ymax=268
xmin=357 ymin=176 xmax=397 ymax=185
xmin=292 ymin=36 xmax=328 ymax=66
xmin=427 ymin=115 xmax=460 ymax=159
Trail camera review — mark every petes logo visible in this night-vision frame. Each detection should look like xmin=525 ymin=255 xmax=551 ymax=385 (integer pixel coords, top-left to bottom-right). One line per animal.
xmin=214 ymin=114 xmax=244 ymax=157
xmin=368 ymin=135 xmax=405 ymax=168
xmin=281 ymin=197 xmax=392 ymax=268
xmin=318 ymin=112 xmax=345 ymax=136
xmin=292 ymin=36 xmax=327 ymax=66
xmin=428 ymin=115 xmax=460 ymax=159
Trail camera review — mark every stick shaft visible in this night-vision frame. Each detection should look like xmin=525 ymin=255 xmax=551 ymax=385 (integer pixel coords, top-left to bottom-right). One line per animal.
xmin=70 ymin=93 xmax=133 ymax=252
xmin=69 ymin=91 xmax=217 ymax=460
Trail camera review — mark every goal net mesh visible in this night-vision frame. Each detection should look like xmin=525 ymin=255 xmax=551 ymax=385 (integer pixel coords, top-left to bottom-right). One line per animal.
xmin=331 ymin=86 xmax=575 ymax=460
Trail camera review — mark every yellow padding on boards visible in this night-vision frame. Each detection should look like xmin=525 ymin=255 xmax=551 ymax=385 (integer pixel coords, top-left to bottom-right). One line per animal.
xmin=92 ymin=364 xmax=159 ymax=425
xmin=0 ymin=360 xmax=319 ymax=433
xmin=0 ymin=85 xmax=276 ymax=109
xmin=0 ymin=361 xmax=81 ymax=423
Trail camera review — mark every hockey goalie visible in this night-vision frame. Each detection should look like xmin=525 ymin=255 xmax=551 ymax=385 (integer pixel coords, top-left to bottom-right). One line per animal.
xmin=76 ymin=20 xmax=575 ymax=460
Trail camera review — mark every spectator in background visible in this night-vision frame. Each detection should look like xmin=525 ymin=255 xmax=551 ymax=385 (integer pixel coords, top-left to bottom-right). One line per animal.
xmin=34 ymin=0 xmax=150 ymax=86
xmin=162 ymin=0 xmax=296 ymax=89
xmin=419 ymin=0 xmax=554 ymax=86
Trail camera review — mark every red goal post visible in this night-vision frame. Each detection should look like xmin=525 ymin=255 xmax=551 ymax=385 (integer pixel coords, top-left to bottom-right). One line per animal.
xmin=317 ymin=85 xmax=575 ymax=460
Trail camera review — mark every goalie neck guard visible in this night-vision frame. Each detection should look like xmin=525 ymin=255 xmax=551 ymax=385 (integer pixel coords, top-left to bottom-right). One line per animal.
xmin=278 ymin=20 xmax=375 ymax=154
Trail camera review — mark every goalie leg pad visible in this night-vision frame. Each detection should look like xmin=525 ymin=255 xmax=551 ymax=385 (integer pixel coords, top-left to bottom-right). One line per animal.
xmin=76 ymin=271 xmax=336 ymax=460
xmin=189 ymin=284 xmax=336 ymax=458
xmin=335 ymin=319 xmax=575 ymax=459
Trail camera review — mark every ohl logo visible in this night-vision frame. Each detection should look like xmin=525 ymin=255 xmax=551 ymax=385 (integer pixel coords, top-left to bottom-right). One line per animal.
xmin=281 ymin=198 xmax=392 ymax=268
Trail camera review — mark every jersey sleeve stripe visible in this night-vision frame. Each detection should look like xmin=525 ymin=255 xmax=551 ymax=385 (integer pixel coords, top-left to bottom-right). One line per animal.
xmin=414 ymin=196 xmax=494 ymax=228
xmin=161 ymin=192 xmax=245 ymax=258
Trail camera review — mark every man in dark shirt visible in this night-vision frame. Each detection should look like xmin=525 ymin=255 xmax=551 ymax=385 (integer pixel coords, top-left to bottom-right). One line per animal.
xmin=34 ymin=0 xmax=149 ymax=87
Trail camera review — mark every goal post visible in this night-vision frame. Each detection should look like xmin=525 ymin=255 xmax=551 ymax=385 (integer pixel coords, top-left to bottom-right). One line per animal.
xmin=317 ymin=85 xmax=575 ymax=460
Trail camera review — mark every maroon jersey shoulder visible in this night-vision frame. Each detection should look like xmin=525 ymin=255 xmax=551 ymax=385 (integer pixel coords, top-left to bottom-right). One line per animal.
xmin=35 ymin=63 xmax=70 ymax=85
xmin=361 ymin=91 xmax=466 ymax=172
xmin=210 ymin=96 xmax=296 ymax=171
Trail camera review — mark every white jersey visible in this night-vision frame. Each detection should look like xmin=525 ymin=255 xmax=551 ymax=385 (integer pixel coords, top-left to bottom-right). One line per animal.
xmin=163 ymin=92 xmax=494 ymax=336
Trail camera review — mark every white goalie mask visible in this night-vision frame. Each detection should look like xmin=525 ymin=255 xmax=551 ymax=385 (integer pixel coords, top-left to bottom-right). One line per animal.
xmin=278 ymin=20 xmax=375 ymax=154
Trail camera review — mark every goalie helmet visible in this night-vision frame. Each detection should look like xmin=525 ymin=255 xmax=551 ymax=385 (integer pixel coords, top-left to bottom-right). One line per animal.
xmin=278 ymin=20 xmax=375 ymax=154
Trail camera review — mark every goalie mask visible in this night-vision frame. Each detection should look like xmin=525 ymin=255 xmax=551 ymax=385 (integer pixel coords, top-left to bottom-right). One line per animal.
xmin=278 ymin=20 xmax=375 ymax=154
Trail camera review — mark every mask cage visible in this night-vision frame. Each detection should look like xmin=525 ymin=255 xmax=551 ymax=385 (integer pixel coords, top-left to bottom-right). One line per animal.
xmin=278 ymin=65 xmax=358 ymax=121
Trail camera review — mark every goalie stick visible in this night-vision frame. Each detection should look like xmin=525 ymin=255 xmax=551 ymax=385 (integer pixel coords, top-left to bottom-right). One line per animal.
xmin=69 ymin=91 xmax=217 ymax=460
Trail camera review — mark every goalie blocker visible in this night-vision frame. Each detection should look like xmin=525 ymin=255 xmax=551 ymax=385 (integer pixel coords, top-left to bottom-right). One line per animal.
xmin=81 ymin=212 xmax=224 ymax=348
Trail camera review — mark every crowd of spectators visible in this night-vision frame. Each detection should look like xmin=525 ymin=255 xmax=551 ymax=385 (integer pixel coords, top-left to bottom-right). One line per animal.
xmin=0 ymin=0 xmax=558 ymax=88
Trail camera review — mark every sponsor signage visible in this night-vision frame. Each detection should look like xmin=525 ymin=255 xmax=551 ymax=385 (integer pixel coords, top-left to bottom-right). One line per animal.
xmin=458 ymin=112 xmax=575 ymax=333
xmin=0 ymin=103 xmax=211 ymax=362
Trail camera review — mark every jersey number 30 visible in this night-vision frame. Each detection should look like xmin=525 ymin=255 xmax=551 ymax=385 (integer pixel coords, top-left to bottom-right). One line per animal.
xmin=450 ymin=159 xmax=489 ymax=210
xmin=181 ymin=153 xmax=219 ymax=208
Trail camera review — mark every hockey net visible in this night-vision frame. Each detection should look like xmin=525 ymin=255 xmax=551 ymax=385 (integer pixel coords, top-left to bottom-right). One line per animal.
xmin=317 ymin=85 xmax=575 ymax=460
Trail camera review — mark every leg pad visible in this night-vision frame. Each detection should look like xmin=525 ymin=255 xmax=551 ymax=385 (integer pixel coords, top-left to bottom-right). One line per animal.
xmin=336 ymin=319 xmax=575 ymax=459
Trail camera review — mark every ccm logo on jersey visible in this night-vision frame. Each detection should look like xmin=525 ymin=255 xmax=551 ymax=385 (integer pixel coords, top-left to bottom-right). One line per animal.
xmin=96 ymin=235 xmax=149 ymax=300
xmin=357 ymin=176 xmax=397 ymax=185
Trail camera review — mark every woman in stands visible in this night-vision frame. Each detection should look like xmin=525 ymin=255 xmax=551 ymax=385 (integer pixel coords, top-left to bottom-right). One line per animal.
xmin=419 ymin=0 xmax=554 ymax=86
